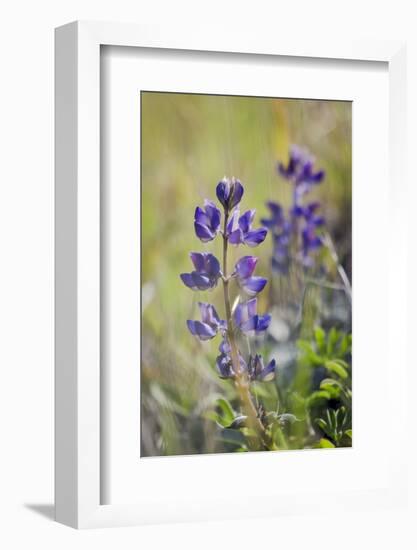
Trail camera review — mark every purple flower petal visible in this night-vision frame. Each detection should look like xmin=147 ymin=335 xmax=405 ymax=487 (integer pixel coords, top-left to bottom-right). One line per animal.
xmin=205 ymin=254 xmax=221 ymax=278
xmin=267 ymin=201 xmax=283 ymax=218
xmin=234 ymin=302 xmax=245 ymax=327
xmin=230 ymin=180 xmax=244 ymax=209
xmin=216 ymin=354 xmax=234 ymax=378
xmin=198 ymin=302 xmax=220 ymax=326
xmin=189 ymin=252 xmax=205 ymax=272
xmin=187 ymin=320 xmax=217 ymax=340
xmin=310 ymin=169 xmax=325 ymax=183
xmin=216 ymin=178 xmax=244 ymax=210
xmin=228 ymin=229 xmax=243 ymax=245
xmin=256 ymin=314 xmax=271 ymax=333
xmin=194 ymin=221 xmax=215 ymax=242
xmin=240 ymin=315 xmax=258 ymax=334
xmin=194 ymin=206 xmax=210 ymax=227
xmin=234 ymin=256 xmax=258 ymax=279
xmin=226 ymin=208 xmax=239 ymax=235
xmin=239 ymin=276 xmax=267 ymax=296
xmin=244 ymin=228 xmax=268 ymax=247
xmin=216 ymin=179 xmax=229 ymax=209
xmin=190 ymin=272 xmax=212 ymax=290
xmin=238 ymin=210 xmax=256 ymax=233
xmin=204 ymin=200 xmax=221 ymax=230
xmin=312 ymin=216 xmax=325 ymax=227
xmin=258 ymin=359 xmax=276 ymax=381
xmin=247 ymin=298 xmax=258 ymax=318
xmin=219 ymin=338 xmax=231 ymax=354
xmin=180 ymin=273 xmax=197 ymax=289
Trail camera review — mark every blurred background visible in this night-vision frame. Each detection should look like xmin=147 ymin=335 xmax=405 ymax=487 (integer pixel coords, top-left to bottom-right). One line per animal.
xmin=141 ymin=92 xmax=351 ymax=456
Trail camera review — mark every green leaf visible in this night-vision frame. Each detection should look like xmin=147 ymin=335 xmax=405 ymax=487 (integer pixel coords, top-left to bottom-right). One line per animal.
xmin=314 ymin=326 xmax=326 ymax=354
xmin=345 ymin=429 xmax=353 ymax=439
xmin=317 ymin=438 xmax=335 ymax=448
xmin=315 ymin=418 xmax=328 ymax=432
xmin=319 ymin=383 xmax=341 ymax=399
xmin=338 ymin=333 xmax=352 ymax=356
xmin=325 ymin=360 xmax=348 ymax=379
xmin=216 ymin=398 xmax=235 ymax=425
xmin=297 ymin=340 xmax=323 ymax=365
xmin=307 ymin=390 xmax=331 ymax=406
xmin=326 ymin=327 xmax=340 ymax=356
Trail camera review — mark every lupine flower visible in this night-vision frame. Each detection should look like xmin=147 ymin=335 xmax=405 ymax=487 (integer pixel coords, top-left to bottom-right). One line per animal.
xmin=216 ymin=351 xmax=247 ymax=379
xmin=226 ymin=209 xmax=268 ymax=247
xmin=234 ymin=298 xmax=271 ymax=336
xmin=247 ymin=354 xmax=276 ymax=382
xmin=260 ymin=202 xmax=285 ymax=229
xmin=232 ymin=256 xmax=268 ymax=296
xmin=216 ymin=177 xmax=244 ymax=211
xmin=180 ymin=252 xmax=221 ymax=291
xmin=278 ymin=145 xmax=324 ymax=205
xmin=215 ymin=337 xmax=247 ymax=379
xmin=301 ymin=202 xmax=325 ymax=227
xmin=194 ymin=200 xmax=221 ymax=242
xmin=297 ymin=202 xmax=325 ymax=265
xmin=301 ymin=225 xmax=323 ymax=264
xmin=187 ymin=302 xmax=226 ymax=341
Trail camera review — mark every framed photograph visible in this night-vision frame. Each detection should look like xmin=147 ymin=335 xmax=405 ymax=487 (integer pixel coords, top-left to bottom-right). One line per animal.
xmin=55 ymin=21 xmax=407 ymax=528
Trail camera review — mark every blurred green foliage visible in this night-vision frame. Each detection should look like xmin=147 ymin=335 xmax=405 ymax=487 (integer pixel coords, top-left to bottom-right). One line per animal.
xmin=141 ymin=91 xmax=351 ymax=456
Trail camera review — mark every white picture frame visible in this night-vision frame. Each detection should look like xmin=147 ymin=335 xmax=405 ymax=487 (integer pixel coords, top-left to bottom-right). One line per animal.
xmin=55 ymin=20 xmax=407 ymax=529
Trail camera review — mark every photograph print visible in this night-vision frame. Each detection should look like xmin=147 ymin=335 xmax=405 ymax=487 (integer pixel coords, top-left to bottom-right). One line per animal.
xmin=140 ymin=91 xmax=352 ymax=456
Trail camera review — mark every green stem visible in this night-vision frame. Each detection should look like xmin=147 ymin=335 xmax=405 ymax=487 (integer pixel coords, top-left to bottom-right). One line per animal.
xmin=221 ymin=210 xmax=266 ymax=444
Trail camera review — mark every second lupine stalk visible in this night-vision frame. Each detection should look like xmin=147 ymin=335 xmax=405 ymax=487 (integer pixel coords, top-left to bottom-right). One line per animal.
xmin=181 ymin=177 xmax=276 ymax=450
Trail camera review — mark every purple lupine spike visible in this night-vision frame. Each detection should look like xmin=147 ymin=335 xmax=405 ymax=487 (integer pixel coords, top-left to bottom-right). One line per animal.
xmin=247 ymin=354 xmax=276 ymax=382
xmin=186 ymin=302 xmax=225 ymax=341
xmin=180 ymin=252 xmax=221 ymax=291
xmin=232 ymin=256 xmax=267 ymax=296
xmin=227 ymin=208 xmax=268 ymax=247
xmin=216 ymin=177 xmax=244 ymax=211
xmin=194 ymin=200 xmax=221 ymax=242
xmin=234 ymin=298 xmax=271 ymax=336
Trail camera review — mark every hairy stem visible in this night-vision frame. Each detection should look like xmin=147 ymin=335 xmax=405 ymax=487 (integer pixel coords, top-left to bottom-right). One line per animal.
xmin=222 ymin=210 xmax=266 ymax=445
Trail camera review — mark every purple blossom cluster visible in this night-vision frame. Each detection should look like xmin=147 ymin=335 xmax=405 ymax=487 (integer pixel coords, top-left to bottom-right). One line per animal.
xmin=261 ymin=145 xmax=326 ymax=273
xmin=180 ymin=177 xmax=276 ymax=384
